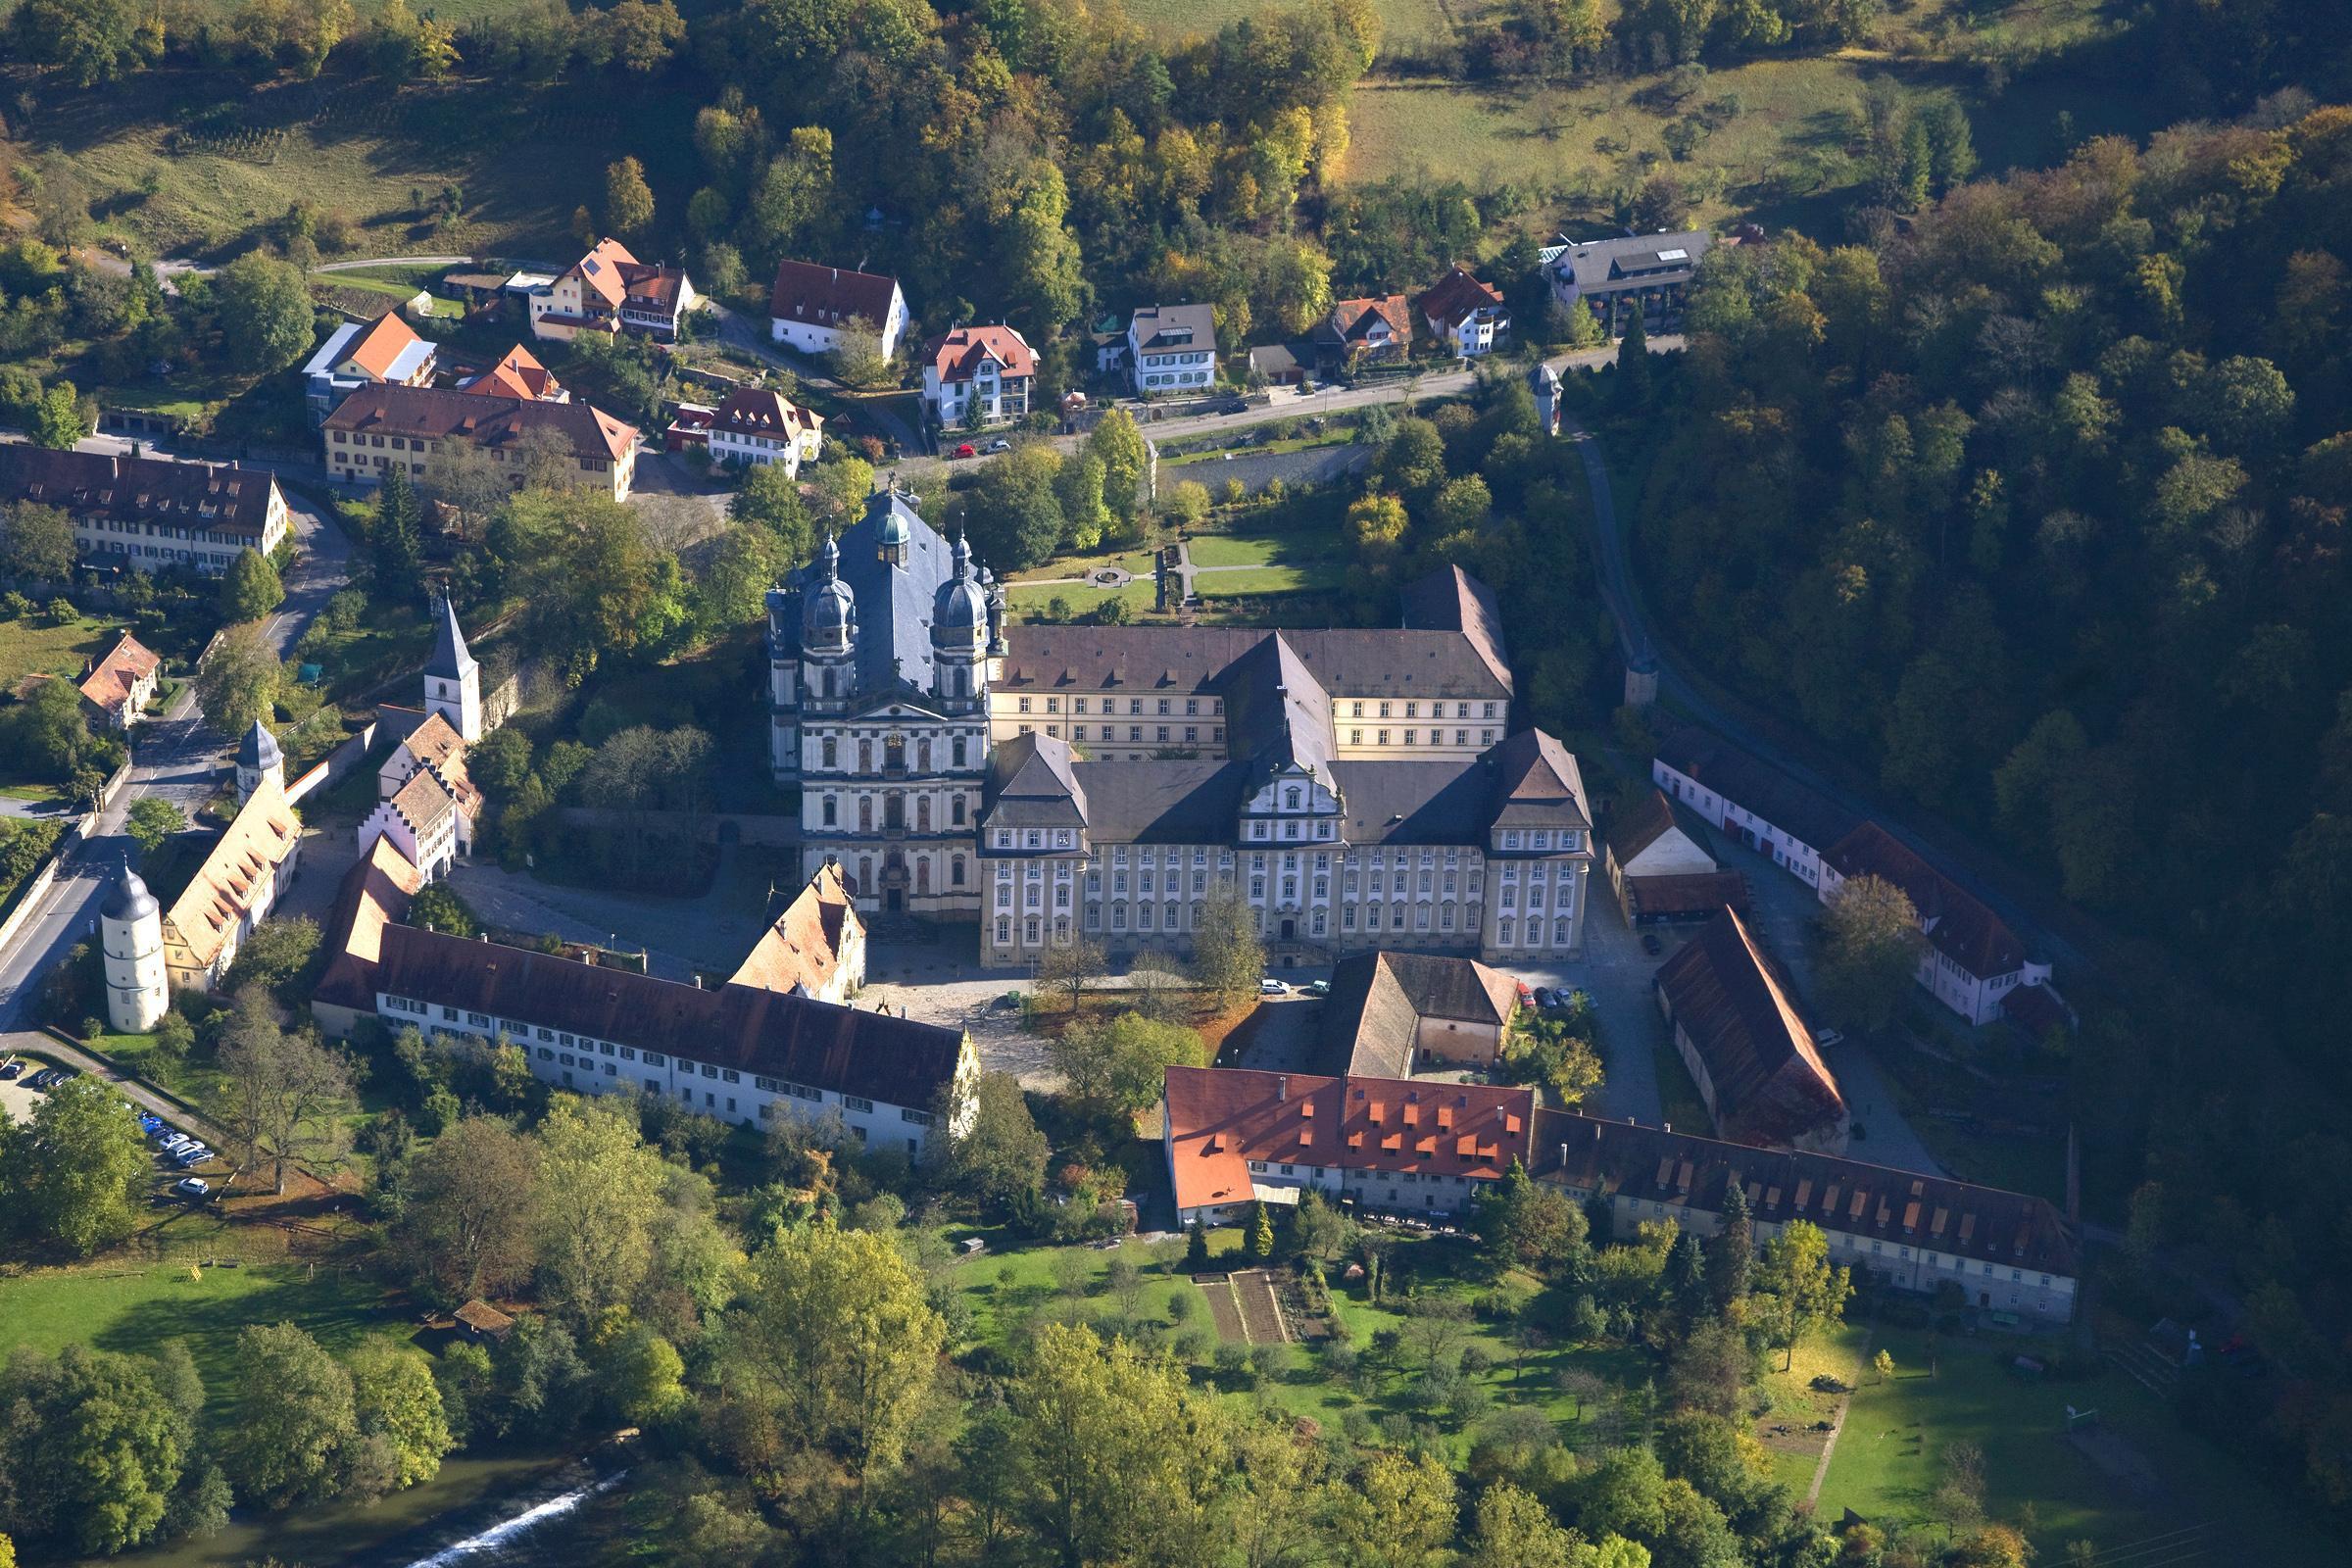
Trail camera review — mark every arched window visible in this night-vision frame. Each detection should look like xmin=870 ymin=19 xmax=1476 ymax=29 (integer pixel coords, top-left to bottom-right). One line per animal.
xmin=822 ymin=796 xmax=838 ymax=827
xmin=821 ymin=736 xmax=837 ymax=768
xmin=858 ymin=797 xmax=874 ymax=832
xmin=952 ymin=795 xmax=966 ymax=825
xmin=953 ymin=736 xmax=968 ymax=768
xmin=917 ymin=796 xmax=931 ymax=832
xmin=952 ymin=856 xmax=966 ymax=887
xmin=858 ymin=856 xmax=873 ymax=891
xmin=858 ymin=739 xmax=872 ymax=772
xmin=885 ymin=793 xmax=905 ymax=830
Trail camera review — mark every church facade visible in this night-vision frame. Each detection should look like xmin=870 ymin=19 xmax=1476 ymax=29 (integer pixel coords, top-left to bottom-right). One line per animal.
xmin=764 ymin=501 xmax=1592 ymax=965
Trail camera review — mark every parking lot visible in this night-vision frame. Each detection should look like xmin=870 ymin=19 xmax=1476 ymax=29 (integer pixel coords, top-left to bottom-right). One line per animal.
xmin=0 ymin=1045 xmax=230 ymax=1198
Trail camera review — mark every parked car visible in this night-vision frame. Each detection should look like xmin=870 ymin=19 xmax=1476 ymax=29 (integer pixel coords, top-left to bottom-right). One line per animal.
xmin=991 ymin=991 xmax=1022 ymax=1011
xmin=172 ymin=1177 xmax=210 ymax=1199
xmin=159 ymin=1134 xmax=193 ymax=1152
xmin=984 ymin=438 xmax=1012 ymax=454
xmin=1302 ymin=979 xmax=1331 ymax=998
xmin=1640 ymin=932 xmax=1663 ymax=956
xmin=49 ymin=1067 xmax=78 ymax=1084
xmin=952 ymin=443 xmax=976 ymax=459
xmin=174 ymin=1147 xmax=210 ymax=1168
xmin=1533 ymin=987 xmax=1558 ymax=1009
xmin=1812 ymin=1027 xmax=1844 ymax=1050
xmin=0 ymin=1060 xmax=21 ymax=1080
xmin=24 ymin=1068 xmax=59 ymax=1089
xmin=1258 ymin=977 xmax=1288 ymax=995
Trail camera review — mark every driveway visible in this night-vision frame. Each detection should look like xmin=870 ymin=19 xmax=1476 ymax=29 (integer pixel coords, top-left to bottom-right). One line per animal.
xmin=0 ymin=1030 xmax=229 ymax=1149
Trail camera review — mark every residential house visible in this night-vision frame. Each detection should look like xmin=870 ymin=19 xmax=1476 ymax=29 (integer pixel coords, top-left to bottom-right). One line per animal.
xmin=76 ymin=632 xmax=161 ymax=729
xmin=529 ymin=238 xmax=696 ymax=342
xmin=1653 ymin=906 xmax=1848 ymax=1154
xmin=1246 ymin=343 xmax=1308 ymax=387
xmin=1651 ymin=723 xmax=1859 ymax=890
xmin=1533 ymin=1108 xmax=2078 ymax=1323
xmin=922 ymin=324 xmax=1037 ymax=429
xmin=1548 ymin=229 xmax=1716 ymax=336
xmin=161 ymin=775 xmax=302 ymax=992
xmin=1416 ymin=266 xmax=1509 ymax=358
xmin=358 ymin=763 xmax=465 ymax=883
xmin=461 ymin=343 xmax=566 ymax=402
xmin=301 ymin=311 xmax=438 ymax=425
xmin=1126 ymin=304 xmax=1218 ymax=396
xmin=1163 ymin=1064 xmax=1534 ymax=1226
xmin=768 ymin=260 xmax=909 ymax=360
xmin=0 ymin=446 xmax=290 ymax=574
xmin=1310 ymin=294 xmax=1413 ymax=372
xmin=1605 ymin=786 xmax=1747 ymax=923
xmin=708 ymin=387 xmax=825 ymax=476
xmin=322 ymin=385 xmax=639 ymax=502
xmin=664 ymin=402 xmax=715 ymax=453
xmin=1818 ymin=823 xmax=2054 ymax=1027
xmin=726 ymin=863 xmax=866 ymax=1004
xmin=1313 ymin=951 xmax=1521 ymax=1078
xmin=314 ymin=917 xmax=978 ymax=1156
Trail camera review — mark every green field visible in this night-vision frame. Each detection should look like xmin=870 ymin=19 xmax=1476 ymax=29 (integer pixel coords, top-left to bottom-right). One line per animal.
xmin=1184 ymin=524 xmax=1344 ymax=569
xmin=1188 ymin=563 xmax=1345 ymax=596
xmin=1119 ymin=0 xmax=1454 ymax=48
xmin=0 ymin=611 xmax=122 ymax=689
xmin=0 ymin=1262 xmax=399 ymax=1424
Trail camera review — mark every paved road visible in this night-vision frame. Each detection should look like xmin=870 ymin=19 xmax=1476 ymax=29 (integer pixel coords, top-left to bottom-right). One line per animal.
xmin=0 ymin=1029 xmax=229 ymax=1147
xmin=0 ymin=485 xmax=352 ymax=1030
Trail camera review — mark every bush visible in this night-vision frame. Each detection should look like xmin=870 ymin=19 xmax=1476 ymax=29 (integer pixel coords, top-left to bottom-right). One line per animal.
xmin=1213 ymin=1343 xmax=1252 ymax=1385
xmin=1175 ymin=1328 xmax=1213 ymax=1362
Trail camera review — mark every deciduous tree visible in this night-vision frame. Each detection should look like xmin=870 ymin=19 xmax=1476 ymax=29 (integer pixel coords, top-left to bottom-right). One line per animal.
xmin=603 ymin=157 xmax=656 ymax=240
xmin=1192 ymin=881 xmax=1266 ymax=1009
xmin=1816 ymin=873 xmax=1924 ymax=1032
xmin=0 ymin=1075 xmax=148 ymax=1256
xmin=126 ymin=796 xmax=186 ymax=858
xmin=532 ymin=1097 xmax=669 ymax=1321
xmin=195 ymin=621 xmax=280 ymax=740
xmin=220 ymin=547 xmax=285 ymax=623
xmin=215 ymin=253 xmax=316 ymax=373
xmin=346 ymin=1337 xmax=455 ymax=1492
xmin=394 ymin=1115 xmax=542 ymax=1303
xmin=0 ymin=502 xmax=74 ymax=581
xmin=216 ymin=990 xmax=355 ymax=1194
xmin=225 ymin=1322 xmax=358 ymax=1506
xmin=0 ymin=1344 xmax=195 ymax=1555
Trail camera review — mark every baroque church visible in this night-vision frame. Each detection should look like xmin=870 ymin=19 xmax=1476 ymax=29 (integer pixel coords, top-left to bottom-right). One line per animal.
xmin=768 ymin=488 xmax=1594 ymax=965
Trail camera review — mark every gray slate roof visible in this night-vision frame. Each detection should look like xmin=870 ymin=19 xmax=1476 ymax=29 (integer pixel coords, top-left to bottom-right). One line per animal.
xmin=1653 ymin=723 xmax=1859 ymax=853
xmin=983 ymin=732 xmax=1090 ymax=832
xmin=1130 ymin=303 xmax=1215 ymax=352
xmin=1550 ymin=230 xmax=1714 ymax=292
xmin=426 ymin=595 xmax=474 ymax=681
xmin=996 ymin=626 xmax=1512 ymax=702
xmin=787 ymin=489 xmax=962 ymax=698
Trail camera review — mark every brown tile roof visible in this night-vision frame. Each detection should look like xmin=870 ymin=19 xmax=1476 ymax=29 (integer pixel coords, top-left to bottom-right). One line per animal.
xmin=388 ymin=766 xmax=456 ymax=837
xmin=1398 ymin=565 xmax=1510 ymax=687
xmin=1608 ymin=787 xmax=1714 ymax=866
xmin=1315 ymin=951 xmax=1519 ymax=1077
xmin=1532 ymin=1108 xmax=2079 ymax=1278
xmin=77 ymin=632 xmax=160 ymax=710
xmin=1655 ymin=907 xmax=1844 ymax=1148
xmin=728 ymin=864 xmax=860 ymax=996
xmin=324 ymin=384 xmax=636 ymax=464
xmin=710 ymin=387 xmax=823 ymax=444
xmin=996 ymin=626 xmax=1512 ymax=702
xmin=464 ymin=344 xmax=562 ymax=402
xmin=316 ymin=837 xmax=425 ymax=1011
xmin=1624 ymin=871 xmax=1750 ymax=919
xmin=1999 ymin=982 xmax=2073 ymax=1037
xmin=926 ymin=324 xmax=1036 ymax=383
xmin=400 ymin=713 xmax=466 ymax=774
xmin=769 ymin=260 xmax=901 ymax=330
xmin=1164 ymin=1066 xmax=1534 ymax=1212
xmin=369 ymin=923 xmax=967 ymax=1107
xmin=1653 ymin=724 xmax=1861 ymax=853
xmin=1315 ymin=293 xmax=1413 ymax=348
xmin=569 ymin=238 xmax=639 ymax=309
xmin=1488 ymin=729 xmax=1592 ymax=830
xmin=0 ymin=446 xmax=280 ymax=540
xmin=1823 ymin=823 xmax=2034 ymax=980
xmin=1416 ymin=265 xmax=1505 ymax=329
xmin=163 ymin=776 xmax=301 ymax=970
xmin=342 ymin=311 xmax=429 ymax=380
xmin=454 ymin=1299 xmax=514 ymax=1334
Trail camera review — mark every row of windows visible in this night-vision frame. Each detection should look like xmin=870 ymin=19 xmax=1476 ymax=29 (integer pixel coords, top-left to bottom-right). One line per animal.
xmin=1348 ymin=728 xmax=1494 ymax=749
xmin=1349 ymin=701 xmax=1500 ymax=720
xmin=819 ymin=794 xmax=967 ymax=833
xmin=1143 ymin=370 xmax=1210 ymax=386
xmin=1016 ymin=696 xmax=1219 ymax=716
xmin=816 ymin=736 xmax=973 ymax=771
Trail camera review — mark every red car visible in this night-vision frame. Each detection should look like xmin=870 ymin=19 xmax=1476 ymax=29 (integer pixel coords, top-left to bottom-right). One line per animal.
xmin=953 ymin=443 xmax=976 ymax=459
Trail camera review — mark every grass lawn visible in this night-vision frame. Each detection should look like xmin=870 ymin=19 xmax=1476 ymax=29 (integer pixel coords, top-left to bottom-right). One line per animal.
xmin=1649 ymin=1033 xmax=1712 ymax=1135
xmin=1753 ymin=1322 xmax=1873 ymax=1496
xmin=1184 ymin=526 xmax=1344 ymax=569
xmin=1007 ymin=580 xmax=1160 ymax=620
xmin=1119 ymin=0 xmax=1451 ymax=47
xmin=0 ymin=611 xmax=122 ymax=689
xmin=1005 ymin=546 xmax=1160 ymax=586
xmin=1823 ymin=1323 xmax=2335 ymax=1563
xmin=1189 ymin=563 xmax=1347 ymax=596
xmin=0 ymin=1261 xmax=399 ymax=1425
xmin=321 ymin=271 xmax=467 ymax=317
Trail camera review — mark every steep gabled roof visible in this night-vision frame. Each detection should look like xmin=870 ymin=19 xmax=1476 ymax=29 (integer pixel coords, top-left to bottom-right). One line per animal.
xmin=983 ymin=731 xmax=1090 ymax=832
xmin=1316 ymin=952 xmax=1520 ymax=1077
xmin=728 ymin=864 xmax=861 ymax=996
xmin=323 ymin=385 xmax=636 ymax=464
xmin=569 ymin=237 xmax=640 ymax=309
xmin=1398 ymin=565 xmax=1510 ymax=688
xmin=402 ymin=711 xmax=468 ymax=773
xmin=1655 ymin=907 xmax=1844 ymax=1148
xmin=163 ymin=777 xmax=301 ymax=969
xmin=926 ymin=324 xmax=1037 ymax=383
xmin=711 ymin=387 xmax=823 ymax=444
xmin=1486 ymin=729 xmax=1592 ymax=832
xmin=1217 ymin=631 xmax=1335 ymax=783
xmin=1652 ymin=724 xmax=1860 ymax=853
xmin=463 ymin=343 xmax=563 ymax=402
xmin=769 ymin=260 xmax=902 ymax=329
xmin=1608 ymin=786 xmax=1715 ymax=866
xmin=1313 ymin=294 xmax=1413 ymax=349
xmin=1823 ymin=823 xmax=2035 ymax=980
xmin=340 ymin=311 xmax=434 ymax=382
xmin=77 ymin=632 xmax=160 ymax=710
xmin=0 ymin=446 xmax=280 ymax=541
xmin=315 ymin=837 xmax=425 ymax=1011
xmin=1416 ymin=265 xmax=1505 ymax=329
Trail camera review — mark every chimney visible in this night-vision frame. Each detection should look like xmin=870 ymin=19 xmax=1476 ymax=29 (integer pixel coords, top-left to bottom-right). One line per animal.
xmin=1276 ymin=1075 xmax=1288 ymax=1102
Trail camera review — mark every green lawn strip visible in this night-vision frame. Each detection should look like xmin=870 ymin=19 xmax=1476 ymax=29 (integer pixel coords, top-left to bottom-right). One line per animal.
xmin=1184 ymin=529 xmax=1343 ymax=568
xmin=1006 ymin=581 xmax=1160 ymax=619
xmin=1753 ymin=1322 xmax=1872 ymax=1498
xmin=0 ymin=1262 xmax=399 ymax=1427
xmin=1189 ymin=564 xmax=1346 ymax=596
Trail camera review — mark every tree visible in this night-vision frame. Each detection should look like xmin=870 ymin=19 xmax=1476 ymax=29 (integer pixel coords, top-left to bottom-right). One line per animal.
xmin=195 ymin=621 xmax=281 ymax=740
xmin=1034 ymin=936 xmax=1105 ymax=1012
xmin=594 ymin=1321 xmax=687 ymax=1426
xmin=9 ymin=0 xmax=156 ymax=86
xmin=933 ymin=1070 xmax=1049 ymax=1209
xmin=0 ymin=1345 xmax=194 ymax=1555
xmin=393 ymin=1115 xmax=541 ymax=1302
xmin=220 ymin=546 xmax=285 ymax=623
xmin=1248 ymin=1200 xmax=1275 ymax=1260
xmin=1329 ymin=1449 xmax=1457 ymax=1568
xmin=1292 ymin=1188 xmax=1356 ymax=1262
xmin=1872 ymin=1348 xmax=1894 ymax=1383
xmin=1048 ymin=1011 xmax=1203 ymax=1119
xmin=829 ymin=316 xmax=897 ymax=389
xmin=1471 ymin=1481 xmax=1583 ymax=1568
xmin=1755 ymin=1220 xmax=1852 ymax=1370
xmin=1703 ymin=1177 xmax=1751 ymax=1311
xmin=346 ymin=1338 xmax=455 ymax=1491
xmin=1005 ymin=1322 xmax=1226 ymax=1567
xmin=1816 ymin=873 xmax=1924 ymax=1032
xmin=215 ymin=253 xmax=316 ymax=373
xmin=731 ymin=461 xmax=817 ymax=564
xmin=1617 ymin=311 xmax=1651 ymax=407
xmin=419 ymin=439 xmax=510 ymax=537
xmin=729 ymin=1220 xmax=945 ymax=1508
xmin=1164 ymin=480 xmax=1212 ymax=528
xmin=1087 ymin=408 xmax=1150 ymax=523
xmin=965 ymin=444 xmax=1069 ymax=570
xmin=126 ymin=796 xmax=186 ymax=858
xmin=216 ymin=992 xmax=356 ymax=1194
xmin=532 ymin=1097 xmax=669 ymax=1321
xmin=1476 ymin=1158 xmax=1589 ymax=1274
xmin=224 ymin=1322 xmax=357 ymax=1506
xmin=372 ymin=468 xmax=423 ymax=596
xmin=28 ymin=381 xmax=89 ymax=451
xmin=0 ymin=1075 xmax=148 ymax=1255
xmin=221 ymin=914 xmax=320 ymax=998
xmin=1192 ymin=881 xmax=1265 ymax=1009
xmin=603 ymin=157 xmax=656 ymax=240
xmin=502 ymin=491 xmax=686 ymax=682
xmin=0 ymin=502 xmax=74 ymax=582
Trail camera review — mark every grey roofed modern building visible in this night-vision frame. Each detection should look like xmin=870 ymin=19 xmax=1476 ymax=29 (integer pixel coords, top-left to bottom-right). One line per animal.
xmin=1548 ymin=228 xmax=1717 ymax=336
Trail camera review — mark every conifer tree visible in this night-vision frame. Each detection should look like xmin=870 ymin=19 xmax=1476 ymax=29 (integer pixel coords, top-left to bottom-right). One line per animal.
xmin=1616 ymin=311 xmax=1651 ymax=408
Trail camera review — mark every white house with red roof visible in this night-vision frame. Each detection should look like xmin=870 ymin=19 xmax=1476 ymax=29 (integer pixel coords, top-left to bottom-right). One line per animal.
xmin=1817 ymin=822 xmax=2056 ymax=1027
xmin=921 ymin=324 xmax=1036 ymax=429
xmin=769 ymin=260 xmax=909 ymax=360
xmin=1417 ymin=265 xmax=1510 ymax=358
xmin=708 ymin=387 xmax=825 ymax=476
xmin=302 ymin=311 xmax=438 ymax=425
xmin=461 ymin=343 xmax=566 ymax=403
xmin=529 ymin=238 xmax=696 ymax=343
xmin=76 ymin=631 xmax=162 ymax=729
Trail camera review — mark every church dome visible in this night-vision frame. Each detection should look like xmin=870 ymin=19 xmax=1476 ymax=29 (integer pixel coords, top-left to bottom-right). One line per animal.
xmin=101 ymin=863 xmax=158 ymax=924
xmin=804 ymin=532 xmax=855 ymax=647
xmin=935 ymin=533 xmax=990 ymax=638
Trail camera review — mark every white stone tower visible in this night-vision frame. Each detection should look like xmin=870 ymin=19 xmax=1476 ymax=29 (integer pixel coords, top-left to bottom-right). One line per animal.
xmin=424 ymin=594 xmax=482 ymax=742
xmin=99 ymin=862 xmax=168 ymax=1033
xmin=235 ymin=719 xmax=283 ymax=803
xmin=1529 ymin=360 xmax=1561 ymax=437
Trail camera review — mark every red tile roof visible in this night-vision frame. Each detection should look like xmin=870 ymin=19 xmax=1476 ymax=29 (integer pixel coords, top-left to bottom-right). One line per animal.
xmin=769 ymin=260 xmax=901 ymax=330
xmin=1320 ymin=293 xmax=1413 ymax=347
xmin=1654 ymin=907 xmax=1844 ymax=1148
xmin=464 ymin=344 xmax=562 ymax=402
xmin=570 ymin=238 xmax=640 ymax=309
xmin=342 ymin=311 xmax=429 ymax=381
xmin=710 ymin=387 xmax=823 ymax=444
xmin=1824 ymin=823 xmax=2034 ymax=980
xmin=925 ymin=324 xmax=1037 ymax=383
xmin=1416 ymin=265 xmax=1505 ymax=329
xmin=323 ymin=384 xmax=636 ymax=464
xmin=77 ymin=632 xmax=160 ymax=711
xmin=1163 ymin=1066 xmax=1534 ymax=1213
xmin=728 ymin=864 xmax=859 ymax=996
xmin=0 ymin=447 xmax=280 ymax=541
